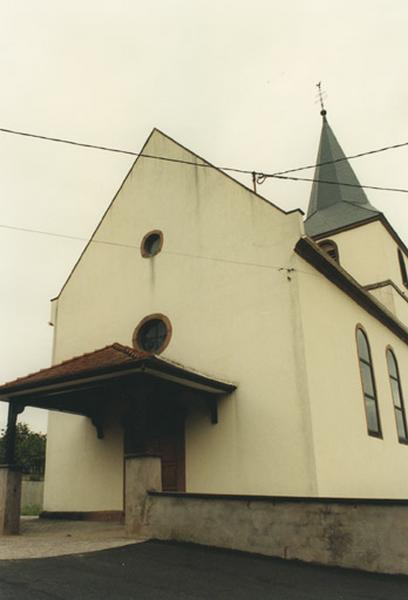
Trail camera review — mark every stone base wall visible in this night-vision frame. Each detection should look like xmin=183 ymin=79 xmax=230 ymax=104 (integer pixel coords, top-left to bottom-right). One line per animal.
xmin=0 ymin=467 xmax=21 ymax=534
xmin=125 ymin=455 xmax=162 ymax=535
xmin=21 ymin=480 xmax=44 ymax=513
xmin=143 ymin=492 xmax=408 ymax=575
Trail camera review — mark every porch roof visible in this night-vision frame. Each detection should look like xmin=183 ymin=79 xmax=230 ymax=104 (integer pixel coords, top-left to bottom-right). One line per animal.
xmin=0 ymin=343 xmax=236 ymax=407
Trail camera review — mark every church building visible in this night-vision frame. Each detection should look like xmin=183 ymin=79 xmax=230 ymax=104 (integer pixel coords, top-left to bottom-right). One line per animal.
xmin=1 ymin=109 xmax=408 ymax=520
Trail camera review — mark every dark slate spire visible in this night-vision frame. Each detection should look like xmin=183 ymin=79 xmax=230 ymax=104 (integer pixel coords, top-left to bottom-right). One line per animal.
xmin=304 ymin=113 xmax=381 ymax=237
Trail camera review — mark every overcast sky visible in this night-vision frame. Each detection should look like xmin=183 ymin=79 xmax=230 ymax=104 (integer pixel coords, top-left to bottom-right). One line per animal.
xmin=1 ymin=0 xmax=408 ymax=433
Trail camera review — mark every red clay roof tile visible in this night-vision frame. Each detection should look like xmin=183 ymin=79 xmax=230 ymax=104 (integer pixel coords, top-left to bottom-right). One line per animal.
xmin=0 ymin=343 xmax=150 ymax=393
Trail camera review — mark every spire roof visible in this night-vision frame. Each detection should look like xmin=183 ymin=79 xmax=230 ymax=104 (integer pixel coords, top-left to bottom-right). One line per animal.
xmin=304 ymin=115 xmax=381 ymax=237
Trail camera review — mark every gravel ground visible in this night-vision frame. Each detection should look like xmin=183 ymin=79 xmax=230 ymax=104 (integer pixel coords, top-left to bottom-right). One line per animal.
xmin=0 ymin=517 xmax=143 ymax=559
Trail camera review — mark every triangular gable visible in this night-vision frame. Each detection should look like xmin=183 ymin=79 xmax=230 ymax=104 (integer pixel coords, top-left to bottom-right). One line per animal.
xmin=53 ymin=128 xmax=298 ymax=300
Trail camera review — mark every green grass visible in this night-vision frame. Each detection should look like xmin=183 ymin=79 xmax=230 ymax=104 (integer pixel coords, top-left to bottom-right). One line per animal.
xmin=21 ymin=504 xmax=41 ymax=516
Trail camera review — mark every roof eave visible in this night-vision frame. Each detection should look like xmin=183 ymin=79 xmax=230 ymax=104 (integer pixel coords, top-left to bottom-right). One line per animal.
xmin=0 ymin=355 xmax=236 ymax=401
xmin=309 ymin=213 xmax=408 ymax=259
xmin=295 ymin=236 xmax=408 ymax=345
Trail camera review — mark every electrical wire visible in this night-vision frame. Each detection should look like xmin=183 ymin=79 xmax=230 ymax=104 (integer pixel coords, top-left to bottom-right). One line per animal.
xmin=0 ymin=127 xmax=252 ymax=176
xmin=0 ymin=222 xmax=295 ymax=273
xmin=271 ymin=174 xmax=408 ymax=194
xmin=1 ymin=126 xmax=408 ymax=193
xmin=261 ymin=140 xmax=408 ymax=178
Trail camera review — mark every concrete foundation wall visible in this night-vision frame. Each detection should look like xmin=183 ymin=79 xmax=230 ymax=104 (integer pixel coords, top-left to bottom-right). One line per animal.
xmin=21 ymin=480 xmax=44 ymax=512
xmin=144 ymin=492 xmax=408 ymax=575
xmin=0 ymin=467 xmax=21 ymax=534
xmin=125 ymin=455 xmax=161 ymax=535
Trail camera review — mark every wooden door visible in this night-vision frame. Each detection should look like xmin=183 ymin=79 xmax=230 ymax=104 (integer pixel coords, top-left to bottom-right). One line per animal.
xmin=124 ymin=396 xmax=186 ymax=492
xmin=147 ymin=405 xmax=185 ymax=492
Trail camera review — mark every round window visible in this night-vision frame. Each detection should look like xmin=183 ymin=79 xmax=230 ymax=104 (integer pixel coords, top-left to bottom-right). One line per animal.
xmin=132 ymin=314 xmax=172 ymax=354
xmin=141 ymin=230 xmax=163 ymax=258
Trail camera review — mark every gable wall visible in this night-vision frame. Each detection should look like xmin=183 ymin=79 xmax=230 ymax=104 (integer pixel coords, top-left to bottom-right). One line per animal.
xmin=44 ymin=131 xmax=315 ymax=511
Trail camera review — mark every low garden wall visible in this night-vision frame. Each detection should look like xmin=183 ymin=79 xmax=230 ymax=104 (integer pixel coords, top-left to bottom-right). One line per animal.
xmin=125 ymin=456 xmax=408 ymax=576
xmin=21 ymin=479 xmax=44 ymax=514
xmin=144 ymin=492 xmax=408 ymax=575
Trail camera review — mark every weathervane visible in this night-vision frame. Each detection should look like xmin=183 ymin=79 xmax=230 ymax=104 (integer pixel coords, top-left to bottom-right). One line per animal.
xmin=316 ymin=82 xmax=327 ymax=117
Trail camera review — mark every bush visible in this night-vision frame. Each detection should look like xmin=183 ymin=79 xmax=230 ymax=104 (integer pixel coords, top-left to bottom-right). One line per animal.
xmin=0 ymin=422 xmax=46 ymax=475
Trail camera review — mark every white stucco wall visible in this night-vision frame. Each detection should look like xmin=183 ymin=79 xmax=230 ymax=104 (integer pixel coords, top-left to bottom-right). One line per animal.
xmin=296 ymin=254 xmax=408 ymax=498
xmin=44 ymin=130 xmax=315 ymax=512
xmin=322 ymin=221 xmax=408 ymax=300
xmin=368 ymin=284 xmax=408 ymax=326
xmin=45 ymin=411 xmax=124 ymax=512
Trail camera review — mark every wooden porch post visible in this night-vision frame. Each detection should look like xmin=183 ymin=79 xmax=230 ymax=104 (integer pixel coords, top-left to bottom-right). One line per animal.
xmin=4 ymin=402 xmax=19 ymax=465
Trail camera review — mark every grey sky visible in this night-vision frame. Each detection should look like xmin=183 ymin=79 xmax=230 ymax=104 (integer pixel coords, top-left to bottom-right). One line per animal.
xmin=1 ymin=0 xmax=408 ymax=432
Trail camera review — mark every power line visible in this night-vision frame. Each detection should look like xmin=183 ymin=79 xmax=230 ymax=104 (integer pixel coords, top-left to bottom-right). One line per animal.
xmin=0 ymin=222 xmax=342 ymax=284
xmin=1 ymin=126 xmax=408 ymax=194
xmin=259 ymin=140 xmax=408 ymax=179
xmin=271 ymin=174 xmax=408 ymax=194
xmin=0 ymin=223 xmax=119 ymax=246
xmin=0 ymin=222 xmax=295 ymax=273
xmin=0 ymin=127 xmax=253 ymax=176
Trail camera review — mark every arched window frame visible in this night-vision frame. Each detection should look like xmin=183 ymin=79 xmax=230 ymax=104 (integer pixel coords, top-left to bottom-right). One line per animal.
xmin=318 ymin=239 xmax=339 ymax=263
xmin=397 ymin=249 xmax=408 ymax=289
xmin=355 ymin=326 xmax=382 ymax=438
xmin=140 ymin=230 xmax=164 ymax=258
xmin=386 ymin=347 xmax=408 ymax=444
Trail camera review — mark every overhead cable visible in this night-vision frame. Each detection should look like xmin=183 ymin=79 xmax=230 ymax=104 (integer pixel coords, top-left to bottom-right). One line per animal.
xmin=261 ymin=140 xmax=408 ymax=179
xmin=0 ymin=222 xmax=295 ymax=273
xmin=0 ymin=127 xmax=252 ymax=175
xmin=1 ymin=126 xmax=408 ymax=194
xmin=270 ymin=174 xmax=408 ymax=194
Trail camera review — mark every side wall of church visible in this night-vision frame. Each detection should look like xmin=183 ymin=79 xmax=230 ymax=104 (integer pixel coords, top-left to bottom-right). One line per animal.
xmin=296 ymin=253 xmax=408 ymax=498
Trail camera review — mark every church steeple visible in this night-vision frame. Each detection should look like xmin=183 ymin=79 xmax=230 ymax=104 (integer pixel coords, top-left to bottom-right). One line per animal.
xmin=304 ymin=110 xmax=381 ymax=238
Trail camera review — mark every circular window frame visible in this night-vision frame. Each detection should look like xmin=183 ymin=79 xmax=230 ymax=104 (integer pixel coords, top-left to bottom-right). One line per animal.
xmin=132 ymin=313 xmax=172 ymax=355
xmin=140 ymin=230 xmax=164 ymax=258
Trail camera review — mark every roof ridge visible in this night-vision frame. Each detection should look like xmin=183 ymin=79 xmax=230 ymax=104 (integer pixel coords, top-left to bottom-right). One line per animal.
xmin=111 ymin=343 xmax=150 ymax=360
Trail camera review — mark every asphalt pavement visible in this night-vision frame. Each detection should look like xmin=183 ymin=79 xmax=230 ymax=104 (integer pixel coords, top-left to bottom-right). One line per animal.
xmin=1 ymin=540 xmax=408 ymax=599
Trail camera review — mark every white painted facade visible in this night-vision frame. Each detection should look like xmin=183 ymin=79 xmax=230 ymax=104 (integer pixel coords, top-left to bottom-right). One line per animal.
xmin=297 ymin=255 xmax=408 ymax=497
xmin=43 ymin=129 xmax=408 ymax=512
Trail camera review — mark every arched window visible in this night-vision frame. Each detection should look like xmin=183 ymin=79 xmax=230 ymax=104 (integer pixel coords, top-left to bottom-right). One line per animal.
xmin=386 ymin=348 xmax=408 ymax=442
xmin=318 ymin=239 xmax=339 ymax=262
xmin=398 ymin=249 xmax=408 ymax=288
xmin=356 ymin=327 xmax=382 ymax=437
